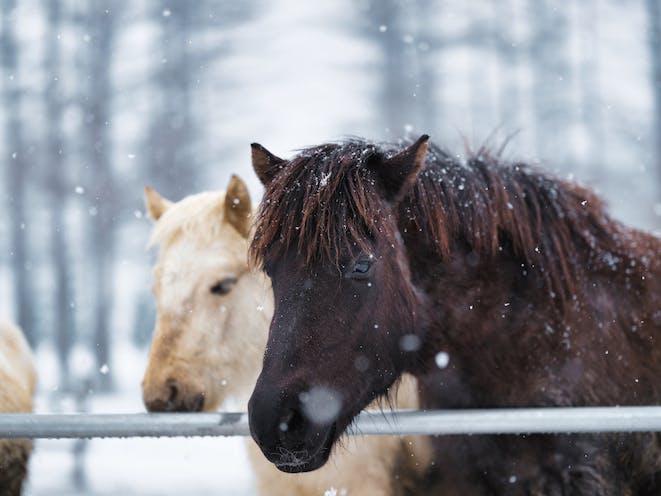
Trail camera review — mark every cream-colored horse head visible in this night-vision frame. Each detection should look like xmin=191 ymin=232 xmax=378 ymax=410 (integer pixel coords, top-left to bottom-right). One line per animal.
xmin=142 ymin=175 xmax=272 ymax=412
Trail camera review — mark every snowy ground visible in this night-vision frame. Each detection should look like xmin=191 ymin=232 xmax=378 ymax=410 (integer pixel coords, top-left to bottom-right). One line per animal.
xmin=26 ymin=436 xmax=256 ymax=496
xmin=23 ymin=346 xmax=257 ymax=496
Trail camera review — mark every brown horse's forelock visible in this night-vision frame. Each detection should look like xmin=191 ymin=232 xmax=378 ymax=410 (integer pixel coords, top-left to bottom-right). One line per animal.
xmin=250 ymin=142 xmax=400 ymax=268
xmin=250 ymin=139 xmax=640 ymax=305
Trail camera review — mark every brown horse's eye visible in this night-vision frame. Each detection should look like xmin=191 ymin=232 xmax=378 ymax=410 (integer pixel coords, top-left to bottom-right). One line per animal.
xmin=349 ymin=259 xmax=373 ymax=279
xmin=210 ymin=278 xmax=237 ymax=295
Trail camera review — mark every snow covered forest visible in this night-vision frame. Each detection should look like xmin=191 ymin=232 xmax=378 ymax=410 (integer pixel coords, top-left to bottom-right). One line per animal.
xmin=0 ymin=0 xmax=660 ymax=493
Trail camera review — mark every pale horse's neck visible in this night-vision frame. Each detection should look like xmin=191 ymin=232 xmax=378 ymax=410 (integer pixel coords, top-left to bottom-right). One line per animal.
xmin=222 ymin=269 xmax=274 ymax=409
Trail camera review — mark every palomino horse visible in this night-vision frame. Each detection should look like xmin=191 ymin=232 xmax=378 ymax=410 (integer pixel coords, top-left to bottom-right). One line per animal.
xmin=247 ymin=136 xmax=661 ymax=494
xmin=141 ymin=175 xmax=430 ymax=495
xmin=0 ymin=320 xmax=36 ymax=496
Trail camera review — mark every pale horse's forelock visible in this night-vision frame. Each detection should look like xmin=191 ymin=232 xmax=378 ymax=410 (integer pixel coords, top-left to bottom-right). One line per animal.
xmin=148 ymin=190 xmax=250 ymax=314
xmin=148 ymin=191 xmax=230 ymax=249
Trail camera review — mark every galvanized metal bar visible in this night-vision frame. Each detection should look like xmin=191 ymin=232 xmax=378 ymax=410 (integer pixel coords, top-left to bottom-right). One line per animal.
xmin=0 ymin=412 xmax=250 ymax=439
xmin=2 ymin=407 xmax=661 ymax=439
xmin=353 ymin=407 xmax=661 ymax=436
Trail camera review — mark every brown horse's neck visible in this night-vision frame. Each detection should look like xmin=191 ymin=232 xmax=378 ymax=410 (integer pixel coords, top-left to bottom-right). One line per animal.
xmin=395 ymin=155 xmax=660 ymax=406
xmin=402 ymin=235 xmax=548 ymax=369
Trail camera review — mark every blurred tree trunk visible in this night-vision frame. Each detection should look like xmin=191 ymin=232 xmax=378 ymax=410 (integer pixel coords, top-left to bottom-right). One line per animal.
xmin=371 ymin=0 xmax=419 ymax=137
xmin=573 ymin=0 xmax=605 ymax=179
xmin=647 ymin=0 xmax=661 ymax=197
xmin=81 ymin=2 xmax=117 ymax=391
xmin=415 ymin=0 xmax=439 ymax=134
xmin=528 ymin=0 xmax=571 ymax=163
xmin=46 ymin=0 xmax=75 ymax=390
xmin=495 ymin=0 xmax=522 ymax=133
xmin=1 ymin=0 xmax=35 ymax=345
xmin=147 ymin=0 xmax=196 ymax=198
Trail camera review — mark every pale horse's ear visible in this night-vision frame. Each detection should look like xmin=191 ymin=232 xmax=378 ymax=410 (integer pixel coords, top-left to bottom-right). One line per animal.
xmin=250 ymin=143 xmax=285 ymax=186
xmin=374 ymin=134 xmax=430 ymax=202
xmin=144 ymin=185 xmax=173 ymax=221
xmin=224 ymin=174 xmax=252 ymax=239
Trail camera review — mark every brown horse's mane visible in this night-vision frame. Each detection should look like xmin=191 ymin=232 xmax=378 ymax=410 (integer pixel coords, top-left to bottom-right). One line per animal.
xmin=250 ymin=138 xmax=642 ymax=304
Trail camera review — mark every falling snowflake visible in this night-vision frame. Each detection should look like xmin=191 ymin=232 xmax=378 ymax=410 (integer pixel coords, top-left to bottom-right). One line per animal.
xmin=435 ymin=352 xmax=449 ymax=369
xmin=300 ymin=386 xmax=342 ymax=424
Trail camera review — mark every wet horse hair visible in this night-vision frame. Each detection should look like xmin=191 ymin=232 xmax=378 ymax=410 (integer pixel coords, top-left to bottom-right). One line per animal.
xmin=250 ymin=138 xmax=642 ymax=307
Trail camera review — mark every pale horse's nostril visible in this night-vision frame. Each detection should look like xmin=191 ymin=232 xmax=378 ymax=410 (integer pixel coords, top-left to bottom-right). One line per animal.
xmin=192 ymin=393 xmax=205 ymax=412
xmin=166 ymin=381 xmax=178 ymax=409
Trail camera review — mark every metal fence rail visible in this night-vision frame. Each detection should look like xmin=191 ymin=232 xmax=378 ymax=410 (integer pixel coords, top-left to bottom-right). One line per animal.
xmin=3 ymin=407 xmax=661 ymax=439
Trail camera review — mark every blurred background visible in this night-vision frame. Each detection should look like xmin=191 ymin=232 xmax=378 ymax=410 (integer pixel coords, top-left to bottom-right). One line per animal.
xmin=0 ymin=0 xmax=660 ymax=493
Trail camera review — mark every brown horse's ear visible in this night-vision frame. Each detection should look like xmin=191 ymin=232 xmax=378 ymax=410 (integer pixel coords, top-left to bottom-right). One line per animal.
xmin=378 ymin=134 xmax=430 ymax=202
xmin=251 ymin=143 xmax=285 ymax=186
xmin=144 ymin=185 xmax=173 ymax=220
xmin=224 ymin=174 xmax=252 ymax=238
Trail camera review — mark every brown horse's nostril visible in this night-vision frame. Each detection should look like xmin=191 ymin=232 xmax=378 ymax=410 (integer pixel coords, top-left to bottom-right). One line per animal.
xmin=279 ymin=407 xmax=304 ymax=440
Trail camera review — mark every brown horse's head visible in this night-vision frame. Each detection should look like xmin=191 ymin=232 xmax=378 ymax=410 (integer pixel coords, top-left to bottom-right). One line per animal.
xmin=247 ymin=137 xmax=430 ymax=472
xmin=142 ymin=175 xmax=272 ymax=413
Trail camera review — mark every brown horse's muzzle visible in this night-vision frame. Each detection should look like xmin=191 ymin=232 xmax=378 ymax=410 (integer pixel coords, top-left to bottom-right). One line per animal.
xmin=248 ymin=379 xmax=342 ymax=473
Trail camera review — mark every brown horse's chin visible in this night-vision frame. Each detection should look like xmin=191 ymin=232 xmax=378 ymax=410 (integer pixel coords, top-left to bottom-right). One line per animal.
xmin=274 ymin=423 xmax=337 ymax=473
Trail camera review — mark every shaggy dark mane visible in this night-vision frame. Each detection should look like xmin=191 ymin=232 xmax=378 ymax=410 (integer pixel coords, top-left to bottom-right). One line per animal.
xmin=406 ymin=142 xmax=639 ymax=303
xmin=250 ymin=138 xmax=642 ymax=303
xmin=250 ymin=140 xmax=397 ymax=268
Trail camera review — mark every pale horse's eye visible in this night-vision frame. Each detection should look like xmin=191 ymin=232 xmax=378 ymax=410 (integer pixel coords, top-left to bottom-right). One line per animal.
xmin=210 ymin=278 xmax=237 ymax=296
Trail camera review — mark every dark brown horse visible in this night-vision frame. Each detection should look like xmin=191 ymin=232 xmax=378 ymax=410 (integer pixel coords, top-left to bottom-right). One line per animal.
xmin=247 ymin=135 xmax=661 ymax=494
